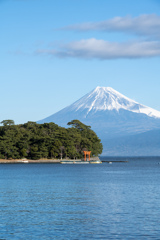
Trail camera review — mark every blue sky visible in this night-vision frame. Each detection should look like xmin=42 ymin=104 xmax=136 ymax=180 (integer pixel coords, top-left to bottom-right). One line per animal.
xmin=1 ymin=0 xmax=160 ymax=124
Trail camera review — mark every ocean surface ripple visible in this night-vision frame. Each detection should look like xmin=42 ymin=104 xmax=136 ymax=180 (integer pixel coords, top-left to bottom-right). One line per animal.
xmin=0 ymin=157 xmax=160 ymax=239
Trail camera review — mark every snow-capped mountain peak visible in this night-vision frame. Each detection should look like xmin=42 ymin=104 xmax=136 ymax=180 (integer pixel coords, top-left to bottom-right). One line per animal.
xmin=38 ymin=86 xmax=160 ymax=156
xmin=70 ymin=86 xmax=160 ymax=118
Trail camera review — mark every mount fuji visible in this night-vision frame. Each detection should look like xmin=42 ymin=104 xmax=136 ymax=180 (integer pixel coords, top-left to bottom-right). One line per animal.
xmin=38 ymin=87 xmax=160 ymax=156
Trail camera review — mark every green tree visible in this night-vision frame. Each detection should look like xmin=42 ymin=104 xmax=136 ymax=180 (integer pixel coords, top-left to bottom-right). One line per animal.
xmin=0 ymin=120 xmax=103 ymax=160
xmin=0 ymin=120 xmax=15 ymax=126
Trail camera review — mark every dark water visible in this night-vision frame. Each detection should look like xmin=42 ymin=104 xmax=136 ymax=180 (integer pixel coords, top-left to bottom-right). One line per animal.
xmin=0 ymin=157 xmax=160 ymax=239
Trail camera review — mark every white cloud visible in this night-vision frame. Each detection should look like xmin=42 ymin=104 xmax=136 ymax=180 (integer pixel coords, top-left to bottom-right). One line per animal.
xmin=36 ymin=38 xmax=160 ymax=60
xmin=37 ymin=14 xmax=160 ymax=60
xmin=62 ymin=14 xmax=160 ymax=39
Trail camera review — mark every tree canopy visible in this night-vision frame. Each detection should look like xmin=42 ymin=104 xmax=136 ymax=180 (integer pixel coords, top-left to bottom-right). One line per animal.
xmin=0 ymin=119 xmax=103 ymax=160
xmin=0 ymin=120 xmax=15 ymax=126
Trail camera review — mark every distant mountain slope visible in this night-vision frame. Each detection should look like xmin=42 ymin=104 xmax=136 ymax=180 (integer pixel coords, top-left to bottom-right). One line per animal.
xmin=102 ymin=129 xmax=160 ymax=156
xmin=38 ymin=87 xmax=160 ymax=155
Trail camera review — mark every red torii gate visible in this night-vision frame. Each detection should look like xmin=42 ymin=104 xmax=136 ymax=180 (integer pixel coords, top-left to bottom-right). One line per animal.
xmin=83 ymin=151 xmax=91 ymax=161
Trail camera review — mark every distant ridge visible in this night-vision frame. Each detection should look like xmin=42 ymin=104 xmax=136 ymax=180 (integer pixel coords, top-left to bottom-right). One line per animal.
xmin=38 ymin=87 xmax=160 ymax=156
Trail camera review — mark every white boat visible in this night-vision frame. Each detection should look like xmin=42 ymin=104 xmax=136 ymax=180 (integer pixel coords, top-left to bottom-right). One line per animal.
xmin=90 ymin=160 xmax=102 ymax=164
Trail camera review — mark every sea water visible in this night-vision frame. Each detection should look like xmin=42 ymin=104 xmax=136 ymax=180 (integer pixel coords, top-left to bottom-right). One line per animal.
xmin=0 ymin=157 xmax=160 ymax=239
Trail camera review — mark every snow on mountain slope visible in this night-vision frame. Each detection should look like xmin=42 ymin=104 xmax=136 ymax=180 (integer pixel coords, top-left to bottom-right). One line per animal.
xmin=38 ymin=86 xmax=160 ymax=155
xmin=69 ymin=86 xmax=160 ymax=118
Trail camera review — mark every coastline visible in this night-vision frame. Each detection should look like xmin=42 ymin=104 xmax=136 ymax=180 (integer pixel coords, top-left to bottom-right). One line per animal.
xmin=0 ymin=159 xmax=61 ymax=163
xmin=0 ymin=157 xmax=99 ymax=164
xmin=0 ymin=157 xmax=100 ymax=164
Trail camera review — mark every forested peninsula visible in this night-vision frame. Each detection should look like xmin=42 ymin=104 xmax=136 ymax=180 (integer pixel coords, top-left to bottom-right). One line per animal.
xmin=0 ymin=120 xmax=103 ymax=160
